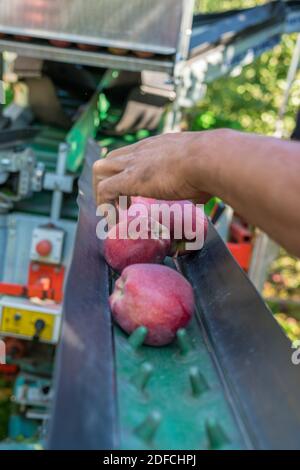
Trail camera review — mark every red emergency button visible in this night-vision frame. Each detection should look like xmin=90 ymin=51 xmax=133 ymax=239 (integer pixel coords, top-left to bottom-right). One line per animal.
xmin=36 ymin=239 xmax=52 ymax=257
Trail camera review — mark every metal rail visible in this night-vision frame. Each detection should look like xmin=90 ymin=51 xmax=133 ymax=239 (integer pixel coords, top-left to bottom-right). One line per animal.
xmin=0 ymin=40 xmax=174 ymax=74
xmin=47 ymin=140 xmax=117 ymax=449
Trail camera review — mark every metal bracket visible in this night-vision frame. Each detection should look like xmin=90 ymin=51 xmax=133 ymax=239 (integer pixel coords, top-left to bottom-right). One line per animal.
xmin=0 ymin=147 xmax=44 ymax=201
xmin=43 ymin=172 xmax=73 ymax=193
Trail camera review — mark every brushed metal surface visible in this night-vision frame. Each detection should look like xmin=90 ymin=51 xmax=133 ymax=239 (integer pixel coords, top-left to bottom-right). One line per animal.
xmin=0 ymin=0 xmax=187 ymax=54
xmin=0 ymin=39 xmax=174 ymax=73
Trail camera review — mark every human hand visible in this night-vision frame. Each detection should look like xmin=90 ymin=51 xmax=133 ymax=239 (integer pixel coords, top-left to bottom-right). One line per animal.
xmin=93 ymin=132 xmax=214 ymax=206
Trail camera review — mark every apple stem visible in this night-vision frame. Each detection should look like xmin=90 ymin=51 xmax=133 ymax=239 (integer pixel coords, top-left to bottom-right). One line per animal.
xmin=172 ymin=251 xmax=182 ymax=274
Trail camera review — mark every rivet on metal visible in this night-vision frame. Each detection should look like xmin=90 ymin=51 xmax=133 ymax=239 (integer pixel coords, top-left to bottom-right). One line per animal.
xmin=128 ymin=326 xmax=148 ymax=349
xmin=205 ymin=419 xmax=229 ymax=449
xmin=135 ymin=411 xmax=161 ymax=443
xmin=176 ymin=328 xmax=191 ymax=355
xmin=189 ymin=366 xmax=208 ymax=396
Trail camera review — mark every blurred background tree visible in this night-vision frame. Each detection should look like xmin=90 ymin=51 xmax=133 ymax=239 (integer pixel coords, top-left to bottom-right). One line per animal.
xmin=190 ymin=0 xmax=300 ymax=136
xmin=189 ymin=1 xmax=300 ymax=340
xmin=195 ymin=0 xmax=267 ymax=11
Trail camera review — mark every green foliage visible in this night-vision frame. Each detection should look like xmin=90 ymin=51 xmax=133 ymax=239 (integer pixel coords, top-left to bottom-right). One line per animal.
xmin=188 ymin=34 xmax=300 ymax=136
xmin=190 ymin=1 xmax=300 ymax=136
xmin=263 ymin=252 xmax=300 ymax=340
xmin=275 ymin=313 xmax=300 ymax=342
xmin=195 ymin=0 xmax=270 ymax=14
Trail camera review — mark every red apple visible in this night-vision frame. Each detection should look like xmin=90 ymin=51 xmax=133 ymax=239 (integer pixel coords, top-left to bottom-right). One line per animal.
xmin=166 ymin=201 xmax=208 ymax=255
xmin=103 ymin=216 xmax=170 ymax=273
xmin=133 ymin=51 xmax=155 ymax=58
xmin=118 ymin=196 xmax=156 ymax=222
xmin=130 ymin=196 xmax=158 ymax=208
xmin=77 ymin=43 xmax=99 ymax=51
xmin=128 ymin=196 xmax=157 ymax=218
xmin=49 ymin=40 xmax=72 ymax=48
xmin=110 ymin=264 xmax=194 ymax=346
xmin=14 ymin=35 xmax=31 ymax=41
xmin=126 ymin=197 xmax=208 ymax=256
xmin=108 ymin=47 xmax=128 ymax=55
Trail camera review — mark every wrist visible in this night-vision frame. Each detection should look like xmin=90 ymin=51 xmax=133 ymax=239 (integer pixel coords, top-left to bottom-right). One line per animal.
xmin=191 ymin=128 xmax=239 ymax=199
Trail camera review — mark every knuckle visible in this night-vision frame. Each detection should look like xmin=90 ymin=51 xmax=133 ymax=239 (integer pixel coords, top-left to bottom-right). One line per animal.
xmin=106 ymin=148 xmax=122 ymax=159
xmin=93 ymin=159 xmax=105 ymax=173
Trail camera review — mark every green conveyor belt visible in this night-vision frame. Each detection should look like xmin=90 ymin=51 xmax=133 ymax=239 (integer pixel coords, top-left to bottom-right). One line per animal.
xmin=113 ymin=262 xmax=246 ymax=450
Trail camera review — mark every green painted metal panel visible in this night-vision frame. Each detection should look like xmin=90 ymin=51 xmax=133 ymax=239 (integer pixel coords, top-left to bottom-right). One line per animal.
xmin=66 ymin=92 xmax=100 ymax=172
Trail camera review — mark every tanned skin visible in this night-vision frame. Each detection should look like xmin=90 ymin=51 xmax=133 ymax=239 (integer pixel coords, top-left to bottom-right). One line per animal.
xmin=93 ymin=129 xmax=300 ymax=256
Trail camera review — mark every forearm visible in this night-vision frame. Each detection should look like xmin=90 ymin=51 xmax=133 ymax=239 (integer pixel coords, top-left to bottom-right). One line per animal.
xmin=193 ymin=129 xmax=300 ymax=256
xmin=93 ymin=128 xmax=300 ymax=255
